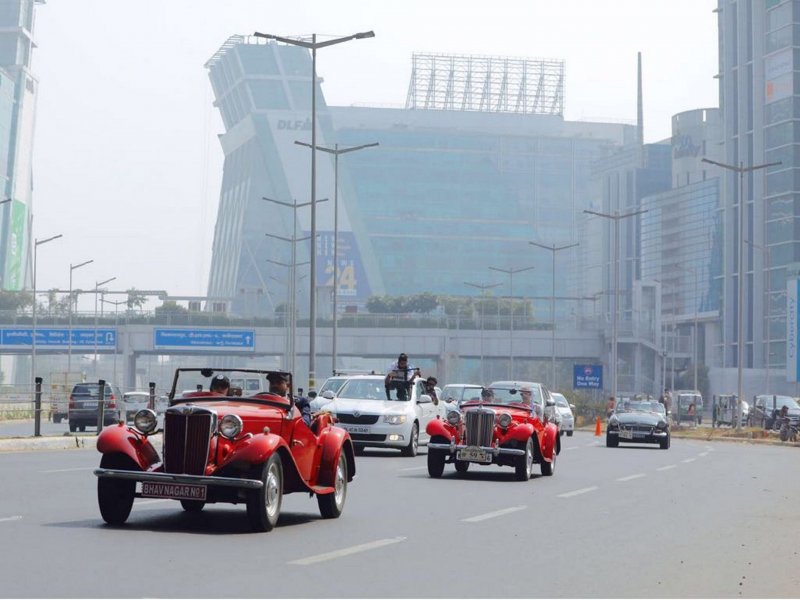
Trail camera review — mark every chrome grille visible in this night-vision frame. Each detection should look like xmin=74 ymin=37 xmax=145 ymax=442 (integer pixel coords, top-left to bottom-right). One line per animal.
xmin=163 ymin=406 xmax=215 ymax=475
xmin=620 ymin=424 xmax=654 ymax=434
xmin=465 ymin=408 xmax=495 ymax=447
xmin=336 ymin=413 xmax=380 ymax=425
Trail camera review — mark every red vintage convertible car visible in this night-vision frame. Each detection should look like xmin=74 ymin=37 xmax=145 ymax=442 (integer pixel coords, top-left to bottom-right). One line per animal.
xmin=94 ymin=368 xmax=355 ymax=532
xmin=426 ymin=383 xmax=560 ymax=480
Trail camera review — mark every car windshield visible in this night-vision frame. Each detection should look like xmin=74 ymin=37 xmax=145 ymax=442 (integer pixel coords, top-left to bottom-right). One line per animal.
xmin=473 ymin=387 xmax=533 ymax=407
xmin=758 ymin=396 xmax=799 ymax=410
xmin=616 ymin=401 xmax=658 ymax=414
xmin=679 ymin=395 xmax=701 ymax=406
xmin=319 ymin=377 xmax=347 ymax=395
xmin=554 ymin=395 xmax=569 ymax=408
xmin=338 ymin=379 xmax=397 ymax=401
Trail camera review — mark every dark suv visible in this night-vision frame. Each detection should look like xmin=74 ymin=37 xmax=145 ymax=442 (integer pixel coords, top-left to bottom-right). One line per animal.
xmin=67 ymin=382 xmax=122 ymax=432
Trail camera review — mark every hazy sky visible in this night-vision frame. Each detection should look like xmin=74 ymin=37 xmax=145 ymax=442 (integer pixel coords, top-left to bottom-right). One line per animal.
xmin=31 ymin=0 xmax=718 ymax=310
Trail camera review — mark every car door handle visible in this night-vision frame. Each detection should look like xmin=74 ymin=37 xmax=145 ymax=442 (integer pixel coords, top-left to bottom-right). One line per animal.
xmin=292 ymin=440 xmax=304 ymax=447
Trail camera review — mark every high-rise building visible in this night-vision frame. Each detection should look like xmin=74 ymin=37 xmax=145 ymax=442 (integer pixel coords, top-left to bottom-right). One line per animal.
xmin=0 ymin=0 xmax=42 ymax=290
xmin=205 ymin=37 xmax=636 ymax=322
xmin=716 ymin=0 xmax=799 ymax=392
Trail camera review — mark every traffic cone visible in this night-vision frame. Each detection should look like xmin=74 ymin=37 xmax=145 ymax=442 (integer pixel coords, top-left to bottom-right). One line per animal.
xmin=594 ymin=416 xmax=602 ymax=437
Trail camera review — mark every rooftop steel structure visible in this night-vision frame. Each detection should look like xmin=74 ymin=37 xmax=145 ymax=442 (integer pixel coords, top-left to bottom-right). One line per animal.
xmin=405 ymin=52 xmax=565 ymax=116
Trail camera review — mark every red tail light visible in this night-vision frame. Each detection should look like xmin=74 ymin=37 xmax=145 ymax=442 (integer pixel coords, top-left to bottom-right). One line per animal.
xmin=108 ymin=394 xmax=116 ymax=409
xmin=68 ymin=395 xmax=75 ymax=409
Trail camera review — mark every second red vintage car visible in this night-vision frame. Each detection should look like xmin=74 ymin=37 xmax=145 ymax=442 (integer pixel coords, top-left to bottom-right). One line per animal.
xmin=426 ymin=382 xmax=560 ymax=480
xmin=94 ymin=368 xmax=355 ymax=532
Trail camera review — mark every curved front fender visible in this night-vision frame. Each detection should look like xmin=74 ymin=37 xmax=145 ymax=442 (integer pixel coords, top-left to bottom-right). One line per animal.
xmin=540 ymin=423 xmax=559 ymax=460
xmin=426 ymin=418 xmax=455 ymax=440
xmin=96 ymin=423 xmax=159 ymax=470
xmin=224 ymin=433 xmax=288 ymax=466
xmin=317 ymin=427 xmax=355 ymax=488
xmin=498 ymin=422 xmax=535 ymax=446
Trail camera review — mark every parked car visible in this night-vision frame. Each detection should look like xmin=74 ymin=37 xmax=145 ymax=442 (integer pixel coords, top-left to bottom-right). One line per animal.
xmin=68 ymin=382 xmax=122 ymax=432
xmin=320 ymin=374 xmax=444 ymax=456
xmin=606 ymin=398 xmax=670 ymax=449
xmin=551 ymin=392 xmax=575 ymax=436
xmin=752 ymin=395 xmax=800 ymax=429
xmin=121 ymin=391 xmax=150 ymax=423
xmin=426 ymin=382 xmax=560 ymax=480
xmin=94 ymin=368 xmax=355 ymax=532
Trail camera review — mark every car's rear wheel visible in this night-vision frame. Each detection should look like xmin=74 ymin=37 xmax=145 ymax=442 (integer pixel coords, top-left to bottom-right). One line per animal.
xmin=427 ymin=447 xmax=446 ymax=478
xmin=53 ymin=414 xmax=61 ymax=424
xmin=97 ymin=453 xmax=137 ymax=525
xmin=180 ymin=500 xmax=205 ymax=512
xmin=606 ymin=433 xmax=618 ymax=448
xmin=69 ymin=422 xmax=76 ymax=433
xmin=541 ymin=445 xmax=556 ymax=476
xmin=515 ymin=438 xmax=533 ymax=481
xmin=318 ymin=453 xmax=347 ymax=519
xmin=79 ymin=425 xmax=86 ymax=432
xmin=246 ymin=454 xmax=283 ymax=532
xmin=454 ymin=460 xmax=470 ymax=474
xmin=567 ymin=430 xmax=573 ymax=437
xmin=401 ymin=423 xmax=419 ymax=457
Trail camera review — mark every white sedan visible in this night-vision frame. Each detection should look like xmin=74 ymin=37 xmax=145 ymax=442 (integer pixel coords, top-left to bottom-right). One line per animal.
xmin=551 ymin=392 xmax=575 ymax=436
xmin=320 ymin=375 xmax=443 ymax=456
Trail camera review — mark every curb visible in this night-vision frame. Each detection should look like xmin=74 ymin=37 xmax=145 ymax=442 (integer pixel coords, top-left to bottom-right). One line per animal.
xmin=0 ymin=433 xmax=164 ymax=453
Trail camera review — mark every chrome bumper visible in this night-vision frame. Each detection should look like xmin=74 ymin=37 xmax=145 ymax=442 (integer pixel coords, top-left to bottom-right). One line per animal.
xmin=427 ymin=442 xmax=526 ymax=457
xmin=607 ymin=430 xmax=668 ymax=438
xmin=93 ymin=468 xmax=263 ymax=490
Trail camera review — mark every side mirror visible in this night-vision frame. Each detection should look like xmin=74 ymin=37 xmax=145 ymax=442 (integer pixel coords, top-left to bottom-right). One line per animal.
xmin=545 ymin=398 xmax=555 ymax=407
xmin=419 ymin=394 xmax=432 ymax=404
xmin=570 ymin=404 xmax=576 ymax=411
xmin=321 ymin=390 xmax=335 ymax=400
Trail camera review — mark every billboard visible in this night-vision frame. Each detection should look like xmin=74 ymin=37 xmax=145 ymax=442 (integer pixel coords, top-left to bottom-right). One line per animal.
xmin=315 ymin=230 xmax=372 ymax=302
xmin=4 ymin=200 xmax=26 ymax=290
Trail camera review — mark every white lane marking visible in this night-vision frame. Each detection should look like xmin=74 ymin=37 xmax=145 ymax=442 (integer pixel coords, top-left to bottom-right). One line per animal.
xmin=705 ymin=446 xmax=714 ymax=452
xmin=682 ymin=458 xmax=696 ymax=463
xmin=40 ymin=467 xmax=92 ymax=473
xmin=657 ymin=465 xmax=677 ymax=471
xmin=135 ymin=499 xmax=172 ymax=506
xmin=397 ymin=466 xmax=428 ymax=472
xmin=557 ymin=486 xmax=599 ymax=498
xmin=698 ymin=452 xmax=709 ymax=457
xmin=288 ymin=537 xmax=406 ymax=566
xmin=584 ymin=442 xmax=598 ymax=447
xmin=564 ymin=447 xmax=578 ymax=451
xmin=0 ymin=516 xmax=22 ymax=523
xmin=616 ymin=473 xmax=646 ymax=482
xmin=461 ymin=505 xmax=527 ymax=523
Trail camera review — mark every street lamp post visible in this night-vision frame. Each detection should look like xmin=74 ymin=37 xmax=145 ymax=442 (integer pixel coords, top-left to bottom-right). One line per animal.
xmin=93 ymin=277 xmax=116 ymax=377
xmin=31 ymin=233 xmax=62 ymax=404
xmin=673 ymin=264 xmax=700 ymax=391
xmin=464 ymin=281 xmax=501 ymax=382
xmin=744 ymin=238 xmax=771 ymax=395
xmin=702 ymin=157 xmax=781 ymax=431
xmin=100 ymin=298 xmax=125 ymax=385
xmin=488 ymin=265 xmax=535 ymax=380
xmin=263 ymin=196 xmax=327 ymax=377
xmin=530 ymin=241 xmax=579 ymax=389
xmin=253 ymin=29 xmax=375 ymax=392
xmin=295 ymin=140 xmax=378 ymax=375
xmin=267 ymin=257 xmax=310 ymax=374
xmin=584 ymin=209 xmax=647 ymax=401
xmin=68 ymin=259 xmax=93 ymax=374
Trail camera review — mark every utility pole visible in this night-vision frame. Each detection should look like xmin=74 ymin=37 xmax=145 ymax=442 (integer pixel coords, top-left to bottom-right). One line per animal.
xmin=464 ymin=281 xmax=501 ymax=382
xmin=488 ymin=265 xmax=535 ymax=380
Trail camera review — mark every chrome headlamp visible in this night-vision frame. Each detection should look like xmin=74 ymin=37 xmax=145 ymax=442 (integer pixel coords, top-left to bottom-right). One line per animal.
xmin=219 ymin=414 xmax=243 ymax=439
xmin=657 ymin=419 xmax=667 ymax=430
xmin=497 ymin=413 xmax=512 ymax=428
xmin=133 ymin=409 xmax=157 ymax=435
xmin=384 ymin=414 xmax=407 ymax=425
xmin=446 ymin=410 xmax=461 ymax=426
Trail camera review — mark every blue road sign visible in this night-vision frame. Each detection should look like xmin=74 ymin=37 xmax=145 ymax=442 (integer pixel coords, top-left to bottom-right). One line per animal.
xmin=0 ymin=328 xmax=117 ymax=348
xmin=574 ymin=364 xmax=603 ymax=389
xmin=154 ymin=329 xmax=255 ymax=351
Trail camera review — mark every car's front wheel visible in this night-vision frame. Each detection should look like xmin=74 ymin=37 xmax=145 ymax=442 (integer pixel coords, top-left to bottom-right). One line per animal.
xmin=567 ymin=430 xmax=573 ymax=437
xmin=515 ymin=438 xmax=533 ymax=481
xmin=454 ymin=460 xmax=470 ymax=474
xmin=246 ymin=454 xmax=283 ymax=532
xmin=401 ymin=423 xmax=419 ymax=457
xmin=318 ymin=453 xmax=347 ymax=519
xmin=180 ymin=500 xmax=205 ymax=512
xmin=606 ymin=433 xmax=618 ymax=448
xmin=427 ymin=447 xmax=446 ymax=478
xmin=541 ymin=445 xmax=556 ymax=476
xmin=97 ymin=454 xmax=137 ymax=525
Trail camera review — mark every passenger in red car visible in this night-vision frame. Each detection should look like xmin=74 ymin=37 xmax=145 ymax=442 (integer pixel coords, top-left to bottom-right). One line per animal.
xmin=209 ymin=375 xmax=230 ymax=396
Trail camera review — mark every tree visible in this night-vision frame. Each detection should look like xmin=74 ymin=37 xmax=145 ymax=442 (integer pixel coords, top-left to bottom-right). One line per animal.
xmin=155 ymin=300 xmax=187 ymax=317
xmin=0 ymin=290 xmax=32 ymax=312
xmin=126 ymin=288 xmax=147 ymax=311
xmin=407 ymin=293 xmax=439 ymax=314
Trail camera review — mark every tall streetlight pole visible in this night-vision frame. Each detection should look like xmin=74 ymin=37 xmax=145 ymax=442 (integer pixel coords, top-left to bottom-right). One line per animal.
xmin=100 ymin=298 xmax=125 ymax=385
xmin=267 ymin=257 xmax=310 ymax=374
xmin=263 ymin=196 xmax=327 ymax=378
xmin=488 ymin=265 xmax=535 ymax=380
xmin=31 ymin=233 xmax=62 ymax=401
xmin=295 ymin=140 xmax=379 ymax=375
xmin=530 ymin=241 xmax=579 ymax=389
xmin=464 ymin=281 xmax=501 ymax=382
xmin=584 ymin=209 xmax=647 ymax=401
xmin=673 ymin=264 xmax=700 ymax=392
xmin=93 ymin=277 xmax=116 ymax=377
xmin=744 ymin=238 xmax=771 ymax=395
xmin=702 ymin=157 xmax=780 ymax=431
xmin=68 ymin=259 xmax=93 ymax=374
xmin=253 ymin=29 xmax=375 ymax=392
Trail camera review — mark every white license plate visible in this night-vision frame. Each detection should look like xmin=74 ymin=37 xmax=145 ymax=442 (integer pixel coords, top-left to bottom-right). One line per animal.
xmin=83 ymin=402 xmax=97 ymax=409
xmin=619 ymin=429 xmax=633 ymax=440
xmin=142 ymin=482 xmax=207 ymax=501
xmin=457 ymin=446 xmax=489 ymax=462
xmin=342 ymin=425 xmax=370 ymax=434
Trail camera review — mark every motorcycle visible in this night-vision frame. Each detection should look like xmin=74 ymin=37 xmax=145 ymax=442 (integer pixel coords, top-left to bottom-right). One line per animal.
xmin=778 ymin=417 xmax=798 ymax=443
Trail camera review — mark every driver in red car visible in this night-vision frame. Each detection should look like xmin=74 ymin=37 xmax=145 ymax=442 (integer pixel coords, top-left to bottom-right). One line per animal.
xmin=209 ymin=374 xmax=230 ymax=396
xmin=267 ymin=372 xmax=312 ymax=427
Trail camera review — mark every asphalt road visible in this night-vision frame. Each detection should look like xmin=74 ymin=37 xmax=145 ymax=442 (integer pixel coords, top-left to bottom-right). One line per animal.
xmin=0 ymin=431 xmax=798 ymax=598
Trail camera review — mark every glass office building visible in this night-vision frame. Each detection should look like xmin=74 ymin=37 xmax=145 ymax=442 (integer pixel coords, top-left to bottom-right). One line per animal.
xmin=715 ymin=0 xmax=800 ymax=391
xmin=205 ymin=37 xmax=636 ymax=319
